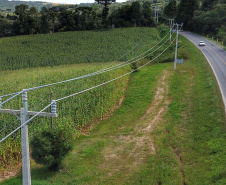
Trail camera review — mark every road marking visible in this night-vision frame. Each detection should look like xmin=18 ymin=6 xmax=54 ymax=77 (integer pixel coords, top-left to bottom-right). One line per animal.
xmin=206 ymin=45 xmax=226 ymax=65
xmin=187 ymin=33 xmax=226 ymax=65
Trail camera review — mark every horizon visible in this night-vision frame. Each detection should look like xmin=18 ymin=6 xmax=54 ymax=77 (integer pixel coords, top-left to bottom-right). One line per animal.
xmin=10 ymin=0 xmax=127 ymax=5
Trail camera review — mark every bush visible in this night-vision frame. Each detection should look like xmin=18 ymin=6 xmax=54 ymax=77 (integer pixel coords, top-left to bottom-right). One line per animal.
xmin=30 ymin=127 xmax=73 ymax=171
xmin=130 ymin=62 xmax=138 ymax=72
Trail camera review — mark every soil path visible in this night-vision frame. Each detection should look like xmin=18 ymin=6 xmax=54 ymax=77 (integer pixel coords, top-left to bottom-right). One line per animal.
xmin=100 ymin=70 xmax=171 ymax=181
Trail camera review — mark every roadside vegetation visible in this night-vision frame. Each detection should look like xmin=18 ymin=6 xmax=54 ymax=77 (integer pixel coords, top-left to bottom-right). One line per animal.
xmin=131 ymin=36 xmax=226 ymax=184
xmin=1 ymin=32 xmax=225 ymax=184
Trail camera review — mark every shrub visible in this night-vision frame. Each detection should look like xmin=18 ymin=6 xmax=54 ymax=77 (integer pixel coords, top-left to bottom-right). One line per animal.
xmin=30 ymin=127 xmax=73 ymax=171
xmin=130 ymin=62 xmax=138 ymax=72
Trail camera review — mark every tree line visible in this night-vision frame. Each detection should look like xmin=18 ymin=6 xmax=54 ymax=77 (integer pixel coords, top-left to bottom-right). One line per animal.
xmin=164 ymin=0 xmax=226 ymax=41
xmin=0 ymin=1 xmax=155 ymax=37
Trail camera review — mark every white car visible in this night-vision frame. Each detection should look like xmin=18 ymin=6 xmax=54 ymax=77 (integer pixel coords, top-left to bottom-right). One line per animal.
xmin=199 ymin=41 xmax=205 ymax=46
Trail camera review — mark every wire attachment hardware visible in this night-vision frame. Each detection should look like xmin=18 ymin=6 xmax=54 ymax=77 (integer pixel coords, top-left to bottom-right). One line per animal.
xmin=22 ymin=90 xmax=28 ymax=102
xmin=51 ymin=100 xmax=57 ymax=114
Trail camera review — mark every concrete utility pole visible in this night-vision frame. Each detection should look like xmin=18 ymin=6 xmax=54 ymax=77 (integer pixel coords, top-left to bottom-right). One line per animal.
xmin=154 ymin=6 xmax=156 ymax=22
xmin=154 ymin=6 xmax=158 ymax=23
xmin=21 ymin=91 xmax=31 ymax=185
xmin=174 ymin=23 xmax=183 ymax=71
xmin=0 ymin=91 xmax=58 ymax=185
xmin=174 ymin=23 xmax=179 ymax=71
xmin=156 ymin=7 xmax=159 ymax=23
xmin=169 ymin=19 xmax=174 ymax=41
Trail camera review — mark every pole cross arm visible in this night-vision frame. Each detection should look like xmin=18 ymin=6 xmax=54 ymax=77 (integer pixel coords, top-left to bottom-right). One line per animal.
xmin=0 ymin=109 xmax=58 ymax=117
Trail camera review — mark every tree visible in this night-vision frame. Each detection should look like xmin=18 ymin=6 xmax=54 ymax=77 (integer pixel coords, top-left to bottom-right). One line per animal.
xmin=109 ymin=1 xmax=154 ymax=28
xmin=109 ymin=5 xmax=132 ymax=28
xmin=15 ymin=4 xmax=29 ymax=16
xmin=40 ymin=14 xmax=50 ymax=34
xmin=76 ymin=7 xmax=97 ymax=30
xmin=59 ymin=10 xmax=76 ymax=31
xmin=14 ymin=4 xmax=31 ymax=34
xmin=164 ymin=0 xmax=177 ymax=18
xmin=28 ymin=7 xmax=39 ymax=34
xmin=202 ymin=0 xmax=218 ymax=11
xmin=193 ymin=2 xmax=226 ymax=35
xmin=142 ymin=1 xmax=154 ymax=27
xmin=176 ymin=0 xmax=198 ymax=30
xmin=0 ymin=19 xmax=13 ymax=37
xmin=130 ymin=1 xmax=141 ymax=27
xmin=48 ymin=11 xmax=58 ymax=33
xmin=95 ymin=0 xmax=116 ymax=30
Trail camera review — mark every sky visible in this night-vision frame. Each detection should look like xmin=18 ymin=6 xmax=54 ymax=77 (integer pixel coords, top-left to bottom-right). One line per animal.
xmin=21 ymin=0 xmax=127 ymax=5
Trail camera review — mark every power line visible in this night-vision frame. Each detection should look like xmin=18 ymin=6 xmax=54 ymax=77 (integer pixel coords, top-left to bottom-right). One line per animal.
xmin=23 ymin=36 xmax=170 ymax=92
xmin=0 ymin=91 xmax=23 ymax=107
xmin=0 ymin=32 xmax=171 ymax=101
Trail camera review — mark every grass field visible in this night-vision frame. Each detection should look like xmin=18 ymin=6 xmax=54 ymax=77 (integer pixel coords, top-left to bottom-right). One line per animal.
xmin=1 ymin=33 xmax=225 ymax=184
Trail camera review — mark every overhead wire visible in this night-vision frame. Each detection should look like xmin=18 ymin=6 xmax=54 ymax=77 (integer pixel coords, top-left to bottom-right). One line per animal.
xmin=0 ymin=29 xmax=176 ymax=140
xmin=25 ymin=32 xmax=173 ymax=92
xmin=0 ymin=35 xmax=177 ymax=143
xmin=0 ymin=91 xmax=23 ymax=107
xmin=0 ymin=31 xmax=171 ymax=102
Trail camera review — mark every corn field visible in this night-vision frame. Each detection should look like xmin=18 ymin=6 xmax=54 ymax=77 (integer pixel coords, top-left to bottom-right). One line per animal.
xmin=0 ymin=28 xmax=160 ymax=71
xmin=0 ymin=27 xmax=160 ymax=172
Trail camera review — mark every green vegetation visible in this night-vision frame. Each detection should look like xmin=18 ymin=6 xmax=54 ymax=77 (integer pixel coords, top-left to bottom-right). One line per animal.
xmin=0 ymin=27 xmax=163 ymax=174
xmin=163 ymin=0 xmax=226 ymax=46
xmin=193 ymin=0 xmax=226 ymax=45
xmin=130 ymin=36 xmax=226 ymax=184
xmin=31 ymin=127 xmax=74 ymax=171
xmin=0 ymin=62 xmax=130 ymax=172
xmin=1 ymin=59 xmax=168 ymax=185
xmin=0 ymin=1 xmax=155 ymax=37
xmin=1 ymin=33 xmax=225 ymax=184
xmin=0 ymin=27 xmax=162 ymax=172
xmin=0 ymin=0 xmax=53 ymax=12
xmin=0 ymin=27 xmax=160 ymax=70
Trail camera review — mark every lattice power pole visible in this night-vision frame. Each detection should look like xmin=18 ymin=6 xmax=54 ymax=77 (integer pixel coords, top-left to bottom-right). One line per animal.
xmin=0 ymin=90 xmax=57 ymax=185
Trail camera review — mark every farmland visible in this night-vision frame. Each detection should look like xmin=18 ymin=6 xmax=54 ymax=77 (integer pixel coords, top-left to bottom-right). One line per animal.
xmin=1 ymin=34 xmax=226 ymax=184
xmin=0 ymin=28 xmax=160 ymax=71
xmin=0 ymin=62 xmax=130 ymax=172
xmin=0 ymin=26 xmax=225 ymax=184
xmin=0 ymin=27 xmax=163 ymax=174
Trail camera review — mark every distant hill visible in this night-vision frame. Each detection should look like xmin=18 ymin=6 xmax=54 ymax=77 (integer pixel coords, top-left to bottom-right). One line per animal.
xmin=0 ymin=0 xmax=54 ymax=11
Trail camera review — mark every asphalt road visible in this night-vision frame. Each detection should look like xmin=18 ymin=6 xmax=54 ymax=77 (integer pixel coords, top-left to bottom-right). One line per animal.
xmin=179 ymin=31 xmax=226 ymax=112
